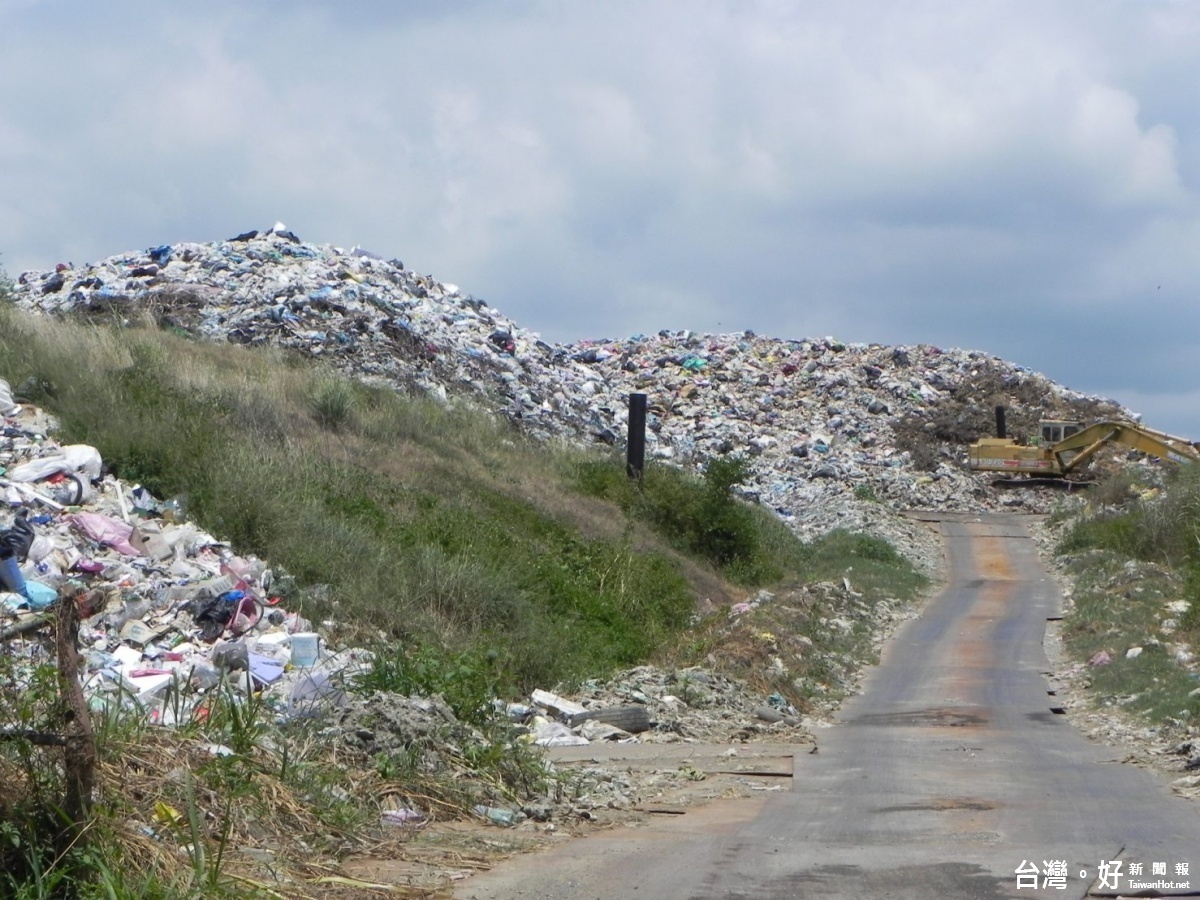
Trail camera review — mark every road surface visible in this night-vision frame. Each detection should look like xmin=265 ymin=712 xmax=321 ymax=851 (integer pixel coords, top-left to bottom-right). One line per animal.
xmin=459 ymin=514 xmax=1200 ymax=899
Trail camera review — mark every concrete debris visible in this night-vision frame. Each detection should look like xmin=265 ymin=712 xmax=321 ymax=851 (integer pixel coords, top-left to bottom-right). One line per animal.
xmin=8 ymin=227 xmax=1133 ymax=566
xmin=525 ymin=665 xmax=815 ymax=745
xmin=324 ymin=691 xmax=484 ymax=765
xmin=565 ymin=705 xmax=653 ymax=734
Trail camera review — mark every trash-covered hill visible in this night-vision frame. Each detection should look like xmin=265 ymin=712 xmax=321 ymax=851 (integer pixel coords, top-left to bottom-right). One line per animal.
xmin=9 ymin=224 xmax=1129 ymax=544
xmin=1 ymin=229 xmax=1148 ymax=893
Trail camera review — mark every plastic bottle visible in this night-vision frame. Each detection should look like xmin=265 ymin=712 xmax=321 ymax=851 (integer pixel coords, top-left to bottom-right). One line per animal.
xmin=473 ymin=806 xmax=517 ymax=826
xmin=190 ymin=662 xmax=221 ymax=690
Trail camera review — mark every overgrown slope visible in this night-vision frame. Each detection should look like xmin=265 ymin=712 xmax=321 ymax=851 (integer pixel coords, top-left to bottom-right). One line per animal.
xmin=0 ymin=262 xmax=937 ymax=896
xmin=1051 ymin=467 xmax=1200 ymax=726
xmin=0 ymin=305 xmax=921 ymax=693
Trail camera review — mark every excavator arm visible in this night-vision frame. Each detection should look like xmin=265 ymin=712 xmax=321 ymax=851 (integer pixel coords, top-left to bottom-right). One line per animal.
xmin=967 ymin=417 xmax=1200 ymax=477
xmin=1048 ymin=421 xmax=1200 ymax=474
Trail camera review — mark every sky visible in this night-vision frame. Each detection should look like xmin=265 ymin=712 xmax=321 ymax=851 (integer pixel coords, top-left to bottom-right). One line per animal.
xmin=3 ymin=1 xmax=1200 ymax=434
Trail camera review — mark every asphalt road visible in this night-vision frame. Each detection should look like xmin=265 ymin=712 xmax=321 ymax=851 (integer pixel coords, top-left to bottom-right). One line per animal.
xmin=459 ymin=514 xmax=1200 ymax=899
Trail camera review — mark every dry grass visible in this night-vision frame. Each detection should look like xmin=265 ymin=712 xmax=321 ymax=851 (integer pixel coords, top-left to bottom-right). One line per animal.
xmin=90 ymin=709 xmax=439 ymax=897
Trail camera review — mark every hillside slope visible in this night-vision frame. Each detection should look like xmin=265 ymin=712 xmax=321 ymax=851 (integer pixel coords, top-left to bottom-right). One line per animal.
xmin=9 ymin=227 xmax=1131 ymax=549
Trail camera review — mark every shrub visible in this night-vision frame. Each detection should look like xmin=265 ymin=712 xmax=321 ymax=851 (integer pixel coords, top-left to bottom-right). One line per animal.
xmin=575 ymin=454 xmax=790 ymax=584
xmin=1059 ymin=466 xmax=1200 ymax=566
xmin=307 ymin=377 xmax=356 ymax=431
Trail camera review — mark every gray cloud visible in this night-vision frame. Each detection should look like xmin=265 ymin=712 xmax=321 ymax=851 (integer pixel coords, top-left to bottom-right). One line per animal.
xmin=3 ymin=0 xmax=1200 ymax=433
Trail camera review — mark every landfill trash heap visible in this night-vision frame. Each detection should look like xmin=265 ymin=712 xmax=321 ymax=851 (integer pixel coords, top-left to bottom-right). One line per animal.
xmin=0 ymin=225 xmax=1142 ymax=762
xmin=0 ymin=381 xmax=365 ymax=724
xmin=8 ymin=224 xmax=1130 ymax=541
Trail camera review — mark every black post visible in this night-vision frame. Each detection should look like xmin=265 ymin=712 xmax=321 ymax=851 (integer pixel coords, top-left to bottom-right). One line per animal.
xmin=627 ymin=393 xmax=647 ymax=481
xmin=995 ymin=405 xmax=1007 ymax=440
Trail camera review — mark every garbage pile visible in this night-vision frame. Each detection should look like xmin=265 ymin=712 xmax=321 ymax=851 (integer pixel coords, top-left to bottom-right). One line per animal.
xmin=0 ymin=380 xmax=365 ymax=722
xmin=8 ymin=226 xmax=1131 ymax=549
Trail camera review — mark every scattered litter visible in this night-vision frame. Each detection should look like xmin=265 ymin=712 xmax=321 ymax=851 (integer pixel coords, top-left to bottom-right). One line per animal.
xmin=0 ymin=374 xmax=341 ymax=725
xmin=473 ymin=805 xmax=520 ymax=826
xmin=380 ymin=808 xmax=427 ymax=828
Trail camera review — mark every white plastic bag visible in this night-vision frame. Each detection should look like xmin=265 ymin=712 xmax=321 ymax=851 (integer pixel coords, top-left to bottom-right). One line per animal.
xmin=0 ymin=378 xmax=16 ymax=415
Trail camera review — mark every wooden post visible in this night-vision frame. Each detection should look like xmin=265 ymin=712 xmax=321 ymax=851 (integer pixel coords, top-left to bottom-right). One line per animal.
xmin=627 ymin=393 xmax=647 ymax=481
xmin=55 ymin=595 xmax=95 ymax=850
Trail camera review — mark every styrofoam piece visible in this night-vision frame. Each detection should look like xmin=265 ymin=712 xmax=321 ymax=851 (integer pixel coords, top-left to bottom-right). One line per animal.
xmin=530 ymin=689 xmax=588 ymax=717
xmin=117 ymin=666 xmax=175 ymax=697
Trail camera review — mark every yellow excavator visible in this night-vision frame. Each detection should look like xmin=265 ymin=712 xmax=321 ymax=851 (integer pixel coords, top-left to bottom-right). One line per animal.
xmin=968 ymin=407 xmax=1200 ymax=478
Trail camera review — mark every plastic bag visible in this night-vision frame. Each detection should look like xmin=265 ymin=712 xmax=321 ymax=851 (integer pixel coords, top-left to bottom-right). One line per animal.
xmin=0 ymin=378 xmax=16 ymax=415
xmin=24 ymin=580 xmax=57 ymax=610
xmin=0 ymin=513 xmax=35 ymax=561
xmin=288 ymin=672 xmax=347 ymax=719
xmin=66 ymin=512 xmax=142 ymax=556
xmin=183 ymin=593 xmax=233 ymax=642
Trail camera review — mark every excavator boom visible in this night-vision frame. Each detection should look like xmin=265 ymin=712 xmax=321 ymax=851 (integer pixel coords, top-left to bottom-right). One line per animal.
xmin=968 ymin=418 xmax=1200 ymax=477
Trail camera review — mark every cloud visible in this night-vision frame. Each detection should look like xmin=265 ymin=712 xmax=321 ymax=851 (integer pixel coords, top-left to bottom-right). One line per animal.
xmin=2 ymin=1 xmax=1200 ymax=433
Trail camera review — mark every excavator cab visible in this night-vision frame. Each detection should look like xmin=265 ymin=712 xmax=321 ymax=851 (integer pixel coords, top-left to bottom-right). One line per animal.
xmin=1037 ymin=421 xmax=1083 ymax=445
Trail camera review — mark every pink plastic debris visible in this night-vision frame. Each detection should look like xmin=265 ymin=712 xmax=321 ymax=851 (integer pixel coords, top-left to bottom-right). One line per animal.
xmin=66 ymin=511 xmax=142 ymax=556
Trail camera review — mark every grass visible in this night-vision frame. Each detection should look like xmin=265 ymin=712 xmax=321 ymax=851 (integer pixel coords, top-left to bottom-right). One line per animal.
xmin=1055 ymin=465 xmax=1200 ymax=729
xmin=665 ymin=529 xmax=928 ymax=712
xmin=574 ymin=454 xmax=809 ymax=585
xmin=4 ymin=644 xmax=519 ymax=898
xmin=0 ymin=306 xmax=708 ymax=692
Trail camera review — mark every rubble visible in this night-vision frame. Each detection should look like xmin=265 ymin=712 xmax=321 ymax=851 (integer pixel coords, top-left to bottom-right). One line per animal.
xmin=2 ymin=227 xmax=1167 ymax=811
xmin=521 ymin=665 xmax=816 ymax=745
xmin=7 ymin=226 xmax=1133 ymax=568
xmin=0 ymin=367 xmax=815 ymax=779
xmin=1 ymin=373 xmax=829 ymax=837
xmin=12 ymin=227 xmax=1196 ymax=878
xmin=325 ymin=691 xmax=483 ymax=764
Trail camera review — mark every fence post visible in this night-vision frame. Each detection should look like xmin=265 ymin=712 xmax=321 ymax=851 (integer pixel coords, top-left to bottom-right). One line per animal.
xmin=627 ymin=393 xmax=647 ymax=481
xmin=56 ymin=594 xmax=95 ymax=852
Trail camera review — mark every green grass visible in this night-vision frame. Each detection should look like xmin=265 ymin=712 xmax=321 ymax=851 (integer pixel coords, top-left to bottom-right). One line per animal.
xmin=1060 ymin=465 xmax=1200 ymax=569
xmin=574 ymin=454 xmax=809 ymax=585
xmin=801 ymin=530 xmax=926 ymax=598
xmin=0 ymin=303 xmax=888 ymax=693
xmin=665 ymin=527 xmax=928 ymax=712
xmin=1056 ymin=466 xmax=1200 ymax=727
xmin=0 ymin=305 xmax=927 ymax=686
xmin=0 ymin=306 xmax=706 ymax=692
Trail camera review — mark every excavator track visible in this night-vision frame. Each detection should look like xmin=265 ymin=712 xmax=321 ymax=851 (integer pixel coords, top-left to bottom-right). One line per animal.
xmin=990 ymin=477 xmax=1095 ymax=490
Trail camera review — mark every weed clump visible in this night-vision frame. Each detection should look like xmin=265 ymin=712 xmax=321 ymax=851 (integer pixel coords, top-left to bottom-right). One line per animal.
xmin=576 ymin=454 xmax=805 ymax=585
xmin=308 ymin=377 xmax=356 ymax=431
xmin=1059 ymin=466 xmax=1200 ymax=570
